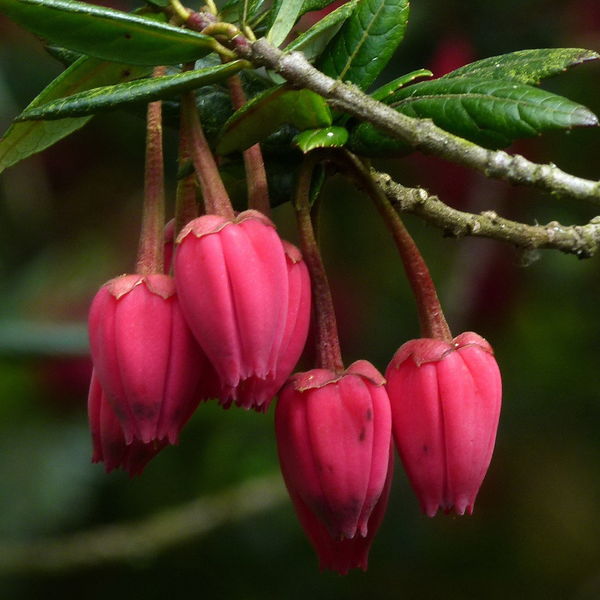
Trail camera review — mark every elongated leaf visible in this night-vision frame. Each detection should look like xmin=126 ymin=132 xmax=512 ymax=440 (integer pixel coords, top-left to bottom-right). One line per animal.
xmin=268 ymin=0 xmax=305 ymax=46
xmin=300 ymin=0 xmax=338 ymax=15
xmin=285 ymin=0 xmax=357 ymax=62
xmin=317 ymin=0 xmax=409 ymax=90
xmin=221 ymin=0 xmax=266 ymax=24
xmin=294 ymin=126 xmax=348 ymax=152
xmin=17 ymin=61 xmax=247 ymax=120
xmin=0 ymin=0 xmax=214 ymax=65
xmin=217 ymin=85 xmax=332 ymax=154
xmin=351 ymin=77 xmax=599 ymax=153
xmin=347 ymin=121 xmax=409 ymax=157
xmin=443 ymin=48 xmax=600 ymax=85
xmin=45 ymin=45 xmax=81 ymax=66
xmin=0 ymin=58 xmax=149 ymax=173
xmin=371 ymin=69 xmax=432 ymax=101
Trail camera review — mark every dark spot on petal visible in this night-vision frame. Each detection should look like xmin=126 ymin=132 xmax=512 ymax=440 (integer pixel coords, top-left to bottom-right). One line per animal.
xmin=365 ymin=408 xmax=372 ymax=421
xmin=422 ymin=444 xmax=429 ymax=454
xmin=359 ymin=427 xmax=366 ymax=442
xmin=132 ymin=402 xmax=158 ymax=420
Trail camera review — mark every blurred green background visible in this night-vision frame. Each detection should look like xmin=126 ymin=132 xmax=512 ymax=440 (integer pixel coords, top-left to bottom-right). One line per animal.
xmin=1 ymin=0 xmax=600 ymax=597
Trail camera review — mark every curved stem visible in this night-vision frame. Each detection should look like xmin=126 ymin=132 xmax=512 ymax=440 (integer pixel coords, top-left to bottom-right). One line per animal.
xmin=181 ymin=92 xmax=234 ymax=219
xmin=295 ymin=155 xmax=344 ymax=372
xmin=227 ymin=74 xmax=270 ymax=215
xmin=136 ymin=66 xmax=166 ymax=275
xmin=341 ymin=151 xmax=452 ymax=341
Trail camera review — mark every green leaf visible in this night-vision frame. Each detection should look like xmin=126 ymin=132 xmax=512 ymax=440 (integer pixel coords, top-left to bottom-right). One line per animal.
xmin=371 ymin=69 xmax=432 ymax=101
xmin=268 ymin=0 xmax=305 ymax=47
xmin=217 ymin=85 xmax=332 ymax=154
xmin=294 ymin=126 xmax=348 ymax=152
xmin=347 ymin=121 xmax=409 ymax=156
xmin=317 ymin=0 xmax=409 ymax=90
xmin=221 ymin=0 xmax=266 ymax=24
xmin=285 ymin=0 xmax=357 ymax=62
xmin=442 ymin=48 xmax=600 ymax=85
xmin=17 ymin=61 xmax=247 ymax=120
xmin=352 ymin=77 xmax=599 ymax=153
xmin=44 ymin=45 xmax=81 ymax=66
xmin=0 ymin=0 xmax=214 ymax=65
xmin=299 ymin=0 xmax=337 ymax=15
xmin=0 ymin=57 xmax=150 ymax=173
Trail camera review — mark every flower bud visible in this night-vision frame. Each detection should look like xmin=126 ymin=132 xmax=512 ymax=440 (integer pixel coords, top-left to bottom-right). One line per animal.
xmin=288 ymin=446 xmax=393 ymax=574
xmin=275 ymin=360 xmax=392 ymax=540
xmin=89 ymin=273 xmax=211 ymax=444
xmin=235 ymin=241 xmax=311 ymax=411
xmin=385 ymin=331 xmax=502 ymax=516
xmin=175 ymin=210 xmax=289 ymax=405
xmin=88 ymin=371 xmax=166 ymax=476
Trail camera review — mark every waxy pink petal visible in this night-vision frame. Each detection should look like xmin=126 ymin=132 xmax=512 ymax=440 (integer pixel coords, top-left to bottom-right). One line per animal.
xmin=88 ymin=371 xmax=166 ymax=476
xmin=89 ymin=273 xmax=208 ymax=445
xmin=235 ymin=241 xmax=311 ymax=411
xmin=175 ymin=210 xmax=289 ymax=403
xmin=287 ymin=445 xmax=394 ymax=574
xmin=386 ymin=331 xmax=502 ymax=516
xmin=276 ymin=361 xmax=392 ymax=540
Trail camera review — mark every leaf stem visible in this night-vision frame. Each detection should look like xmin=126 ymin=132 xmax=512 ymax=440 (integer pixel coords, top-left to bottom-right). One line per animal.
xmin=136 ymin=66 xmax=166 ymax=275
xmin=295 ymin=155 xmax=344 ymax=372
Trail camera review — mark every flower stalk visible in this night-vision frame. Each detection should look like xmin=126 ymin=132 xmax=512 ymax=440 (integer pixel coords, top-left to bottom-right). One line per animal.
xmin=294 ymin=155 xmax=344 ymax=372
xmin=136 ymin=66 xmax=167 ymax=275
xmin=181 ymin=91 xmax=235 ymax=219
xmin=227 ymin=74 xmax=270 ymax=215
xmin=342 ymin=151 xmax=452 ymax=341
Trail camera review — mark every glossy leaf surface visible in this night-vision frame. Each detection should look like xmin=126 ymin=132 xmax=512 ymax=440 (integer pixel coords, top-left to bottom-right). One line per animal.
xmin=17 ymin=61 xmax=247 ymax=120
xmin=443 ymin=48 xmax=600 ymax=85
xmin=268 ymin=0 xmax=305 ymax=47
xmin=0 ymin=0 xmax=214 ymax=65
xmin=386 ymin=77 xmax=598 ymax=148
xmin=371 ymin=69 xmax=433 ymax=101
xmin=285 ymin=0 xmax=357 ymax=62
xmin=294 ymin=126 xmax=348 ymax=152
xmin=217 ymin=86 xmax=332 ymax=154
xmin=349 ymin=76 xmax=598 ymax=154
xmin=317 ymin=0 xmax=409 ymax=90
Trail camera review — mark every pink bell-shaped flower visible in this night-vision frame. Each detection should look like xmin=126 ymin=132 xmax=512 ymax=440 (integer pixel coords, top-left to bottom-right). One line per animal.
xmin=288 ymin=445 xmax=393 ymax=574
xmin=89 ymin=273 xmax=211 ymax=445
xmin=88 ymin=371 xmax=166 ymax=476
xmin=174 ymin=209 xmax=289 ymax=405
xmin=235 ymin=240 xmax=311 ymax=412
xmin=275 ymin=360 xmax=392 ymax=540
xmin=385 ymin=331 xmax=502 ymax=517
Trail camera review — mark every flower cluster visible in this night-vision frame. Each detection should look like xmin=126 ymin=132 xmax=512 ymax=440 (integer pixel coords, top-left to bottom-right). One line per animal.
xmin=88 ymin=212 xmax=311 ymax=472
xmin=86 ymin=87 xmax=502 ymax=576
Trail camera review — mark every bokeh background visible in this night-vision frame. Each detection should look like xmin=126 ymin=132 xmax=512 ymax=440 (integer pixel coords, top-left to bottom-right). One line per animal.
xmin=1 ymin=0 xmax=600 ymax=597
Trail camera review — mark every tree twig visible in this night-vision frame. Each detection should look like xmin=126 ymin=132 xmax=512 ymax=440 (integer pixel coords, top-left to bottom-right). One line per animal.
xmin=0 ymin=473 xmax=286 ymax=574
xmin=372 ymin=169 xmax=600 ymax=258
xmin=236 ymin=39 xmax=600 ymax=206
